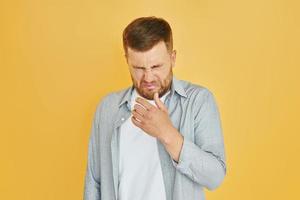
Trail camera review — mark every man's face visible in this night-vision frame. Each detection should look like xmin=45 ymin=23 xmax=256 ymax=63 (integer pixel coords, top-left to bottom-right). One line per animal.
xmin=126 ymin=41 xmax=176 ymax=100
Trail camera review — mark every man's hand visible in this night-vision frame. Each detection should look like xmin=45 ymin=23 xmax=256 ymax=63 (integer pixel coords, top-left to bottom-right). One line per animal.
xmin=131 ymin=92 xmax=174 ymax=140
xmin=131 ymin=92 xmax=184 ymax=162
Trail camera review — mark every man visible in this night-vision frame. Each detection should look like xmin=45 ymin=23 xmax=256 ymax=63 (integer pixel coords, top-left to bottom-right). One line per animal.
xmin=83 ymin=16 xmax=226 ymax=200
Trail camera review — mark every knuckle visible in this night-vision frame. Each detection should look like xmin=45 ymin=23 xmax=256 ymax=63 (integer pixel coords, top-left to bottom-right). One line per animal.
xmin=144 ymin=113 xmax=149 ymax=119
xmin=148 ymin=107 xmax=154 ymax=111
xmin=140 ymin=120 xmax=146 ymax=126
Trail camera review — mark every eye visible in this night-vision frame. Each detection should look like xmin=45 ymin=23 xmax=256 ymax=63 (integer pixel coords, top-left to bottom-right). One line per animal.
xmin=133 ymin=66 xmax=143 ymax=70
xmin=152 ymin=65 xmax=161 ymax=69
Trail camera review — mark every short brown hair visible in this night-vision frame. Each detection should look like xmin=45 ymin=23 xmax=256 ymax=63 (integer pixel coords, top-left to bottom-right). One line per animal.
xmin=123 ymin=16 xmax=173 ymax=55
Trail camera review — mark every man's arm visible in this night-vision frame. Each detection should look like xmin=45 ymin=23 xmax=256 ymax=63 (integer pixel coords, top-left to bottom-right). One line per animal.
xmin=166 ymin=90 xmax=226 ymax=190
xmin=83 ymin=112 xmax=101 ymax=200
xmin=132 ymin=90 xmax=226 ymax=190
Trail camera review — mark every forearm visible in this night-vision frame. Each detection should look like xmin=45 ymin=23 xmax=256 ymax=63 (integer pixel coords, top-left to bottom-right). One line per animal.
xmin=159 ymin=127 xmax=226 ymax=190
xmin=158 ymin=127 xmax=184 ymax=162
xmin=84 ymin=166 xmax=101 ymax=200
xmin=84 ymin=117 xmax=101 ymax=200
xmin=172 ymin=136 xmax=226 ymax=190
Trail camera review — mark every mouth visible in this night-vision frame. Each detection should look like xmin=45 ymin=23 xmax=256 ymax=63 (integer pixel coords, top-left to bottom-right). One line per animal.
xmin=141 ymin=83 xmax=157 ymax=90
xmin=143 ymin=85 xmax=156 ymax=90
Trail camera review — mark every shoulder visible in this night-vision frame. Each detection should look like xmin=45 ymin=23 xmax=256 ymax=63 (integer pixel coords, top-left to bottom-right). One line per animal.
xmin=178 ymin=79 xmax=215 ymax=103
xmin=101 ymin=87 xmax=131 ymax=105
xmin=177 ymin=79 xmax=220 ymax=115
xmin=93 ymin=86 xmax=132 ymax=120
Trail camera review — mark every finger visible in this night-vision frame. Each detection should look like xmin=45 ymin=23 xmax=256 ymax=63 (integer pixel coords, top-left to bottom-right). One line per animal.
xmin=132 ymin=109 xmax=144 ymax=122
xmin=133 ymin=104 xmax=147 ymax=116
xmin=131 ymin=116 xmax=143 ymax=128
xmin=154 ymin=92 xmax=167 ymax=112
xmin=154 ymin=92 xmax=164 ymax=110
xmin=136 ymin=97 xmax=154 ymax=110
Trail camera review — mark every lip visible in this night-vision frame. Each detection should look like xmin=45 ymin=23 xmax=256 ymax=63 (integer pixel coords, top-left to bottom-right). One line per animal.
xmin=142 ymin=84 xmax=156 ymax=90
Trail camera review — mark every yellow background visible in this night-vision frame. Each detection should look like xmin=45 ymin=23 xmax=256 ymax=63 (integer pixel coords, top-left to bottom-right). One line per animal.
xmin=1 ymin=0 xmax=299 ymax=199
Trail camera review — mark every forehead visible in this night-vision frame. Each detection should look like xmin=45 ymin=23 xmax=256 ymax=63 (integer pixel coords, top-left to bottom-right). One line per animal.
xmin=127 ymin=41 xmax=169 ymax=66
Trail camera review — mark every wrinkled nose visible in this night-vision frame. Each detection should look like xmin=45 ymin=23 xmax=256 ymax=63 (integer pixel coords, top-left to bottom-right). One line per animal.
xmin=143 ymin=69 xmax=155 ymax=82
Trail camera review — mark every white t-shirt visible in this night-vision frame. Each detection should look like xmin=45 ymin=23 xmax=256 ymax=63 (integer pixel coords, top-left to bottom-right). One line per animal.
xmin=118 ymin=89 xmax=169 ymax=200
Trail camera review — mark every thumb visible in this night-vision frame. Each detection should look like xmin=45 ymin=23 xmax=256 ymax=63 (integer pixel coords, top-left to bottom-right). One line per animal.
xmin=154 ymin=92 xmax=166 ymax=111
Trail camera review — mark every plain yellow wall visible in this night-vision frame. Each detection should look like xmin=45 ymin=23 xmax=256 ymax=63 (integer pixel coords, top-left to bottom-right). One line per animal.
xmin=1 ymin=0 xmax=299 ymax=199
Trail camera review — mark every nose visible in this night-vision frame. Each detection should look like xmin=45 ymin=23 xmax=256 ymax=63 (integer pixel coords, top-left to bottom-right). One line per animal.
xmin=143 ymin=68 xmax=155 ymax=82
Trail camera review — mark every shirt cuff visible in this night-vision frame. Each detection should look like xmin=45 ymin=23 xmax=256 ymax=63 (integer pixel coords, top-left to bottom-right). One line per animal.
xmin=171 ymin=136 xmax=193 ymax=174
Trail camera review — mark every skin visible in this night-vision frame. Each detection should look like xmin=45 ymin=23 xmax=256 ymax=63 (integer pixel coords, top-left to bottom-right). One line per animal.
xmin=125 ymin=41 xmax=184 ymax=162
xmin=126 ymin=41 xmax=175 ymax=100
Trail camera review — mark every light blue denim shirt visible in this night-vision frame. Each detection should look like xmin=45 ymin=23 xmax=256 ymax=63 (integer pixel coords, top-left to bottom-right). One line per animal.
xmin=83 ymin=76 xmax=226 ymax=200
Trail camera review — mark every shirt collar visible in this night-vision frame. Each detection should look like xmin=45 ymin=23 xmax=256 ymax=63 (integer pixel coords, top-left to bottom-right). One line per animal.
xmin=171 ymin=76 xmax=188 ymax=98
xmin=118 ymin=76 xmax=187 ymax=108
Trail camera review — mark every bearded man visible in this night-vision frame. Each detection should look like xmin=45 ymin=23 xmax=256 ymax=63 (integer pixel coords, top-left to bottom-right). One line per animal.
xmin=83 ymin=16 xmax=226 ymax=200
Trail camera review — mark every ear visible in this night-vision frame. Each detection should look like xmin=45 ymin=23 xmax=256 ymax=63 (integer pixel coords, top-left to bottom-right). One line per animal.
xmin=124 ymin=53 xmax=128 ymax=64
xmin=171 ymin=49 xmax=176 ymax=68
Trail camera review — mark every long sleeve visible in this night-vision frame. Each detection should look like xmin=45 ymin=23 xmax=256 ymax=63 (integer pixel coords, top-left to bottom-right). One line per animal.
xmin=172 ymin=90 xmax=226 ymax=190
xmin=83 ymin=113 xmax=101 ymax=200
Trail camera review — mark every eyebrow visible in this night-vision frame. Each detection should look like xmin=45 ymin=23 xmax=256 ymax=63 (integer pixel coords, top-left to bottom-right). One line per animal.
xmin=132 ymin=64 xmax=163 ymax=69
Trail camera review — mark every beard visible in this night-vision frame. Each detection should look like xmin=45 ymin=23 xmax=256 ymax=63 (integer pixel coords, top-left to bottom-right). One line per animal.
xmin=131 ymin=69 xmax=173 ymax=100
